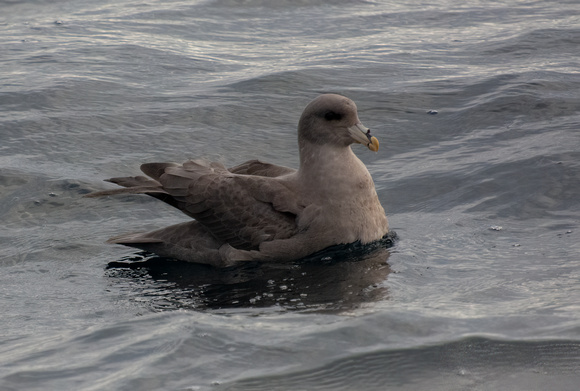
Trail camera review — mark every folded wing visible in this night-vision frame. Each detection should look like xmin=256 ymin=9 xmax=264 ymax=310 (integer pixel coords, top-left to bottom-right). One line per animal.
xmin=228 ymin=159 xmax=296 ymax=177
xmin=93 ymin=160 xmax=301 ymax=251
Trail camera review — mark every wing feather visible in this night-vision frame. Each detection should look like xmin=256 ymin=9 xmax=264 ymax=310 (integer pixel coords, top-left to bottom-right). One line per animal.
xmin=154 ymin=160 xmax=300 ymax=250
xmin=140 ymin=162 xmax=179 ymax=181
xmin=88 ymin=159 xmax=301 ymax=251
xmin=228 ymin=159 xmax=296 ymax=177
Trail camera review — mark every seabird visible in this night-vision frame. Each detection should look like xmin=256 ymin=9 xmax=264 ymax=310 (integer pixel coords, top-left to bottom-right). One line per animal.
xmin=87 ymin=94 xmax=390 ymax=267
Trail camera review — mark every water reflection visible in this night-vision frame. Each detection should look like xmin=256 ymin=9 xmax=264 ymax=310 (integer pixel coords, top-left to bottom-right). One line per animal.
xmin=106 ymin=234 xmax=396 ymax=313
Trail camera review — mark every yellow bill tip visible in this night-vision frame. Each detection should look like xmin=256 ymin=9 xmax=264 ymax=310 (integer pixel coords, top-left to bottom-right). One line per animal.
xmin=368 ymin=136 xmax=379 ymax=152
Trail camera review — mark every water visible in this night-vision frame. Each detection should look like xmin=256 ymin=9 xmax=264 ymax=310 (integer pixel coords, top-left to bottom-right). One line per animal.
xmin=1 ymin=0 xmax=579 ymax=389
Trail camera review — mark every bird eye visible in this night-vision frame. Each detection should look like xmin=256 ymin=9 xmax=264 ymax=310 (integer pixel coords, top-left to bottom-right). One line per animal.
xmin=324 ymin=111 xmax=342 ymax=121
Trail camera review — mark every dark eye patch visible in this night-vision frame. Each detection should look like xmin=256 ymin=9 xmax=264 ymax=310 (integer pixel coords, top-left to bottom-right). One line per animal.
xmin=324 ymin=111 xmax=343 ymax=121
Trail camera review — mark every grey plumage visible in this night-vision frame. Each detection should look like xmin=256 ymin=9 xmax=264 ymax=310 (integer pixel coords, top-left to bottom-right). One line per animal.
xmin=87 ymin=94 xmax=389 ymax=267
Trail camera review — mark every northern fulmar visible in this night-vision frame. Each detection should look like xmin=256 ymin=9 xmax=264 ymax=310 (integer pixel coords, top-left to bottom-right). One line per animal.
xmin=87 ymin=94 xmax=390 ymax=267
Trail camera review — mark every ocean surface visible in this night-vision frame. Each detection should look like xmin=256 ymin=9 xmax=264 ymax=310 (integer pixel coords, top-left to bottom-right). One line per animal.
xmin=1 ymin=0 xmax=579 ymax=389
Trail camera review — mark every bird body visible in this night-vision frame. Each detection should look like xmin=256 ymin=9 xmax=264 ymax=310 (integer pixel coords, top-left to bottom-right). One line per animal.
xmin=88 ymin=94 xmax=389 ymax=267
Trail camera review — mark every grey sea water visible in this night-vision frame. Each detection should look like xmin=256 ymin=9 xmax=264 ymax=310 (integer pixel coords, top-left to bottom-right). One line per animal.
xmin=1 ymin=0 xmax=579 ymax=390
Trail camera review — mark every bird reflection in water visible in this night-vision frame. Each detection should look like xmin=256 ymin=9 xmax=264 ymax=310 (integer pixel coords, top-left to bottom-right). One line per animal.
xmin=106 ymin=233 xmax=396 ymax=313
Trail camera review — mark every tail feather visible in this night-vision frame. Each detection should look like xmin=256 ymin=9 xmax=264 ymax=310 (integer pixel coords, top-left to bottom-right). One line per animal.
xmin=84 ymin=185 xmax=167 ymax=198
xmin=107 ymin=175 xmax=160 ymax=188
xmin=105 ymin=221 xmax=226 ymax=265
xmin=141 ymin=162 xmax=179 ymax=181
